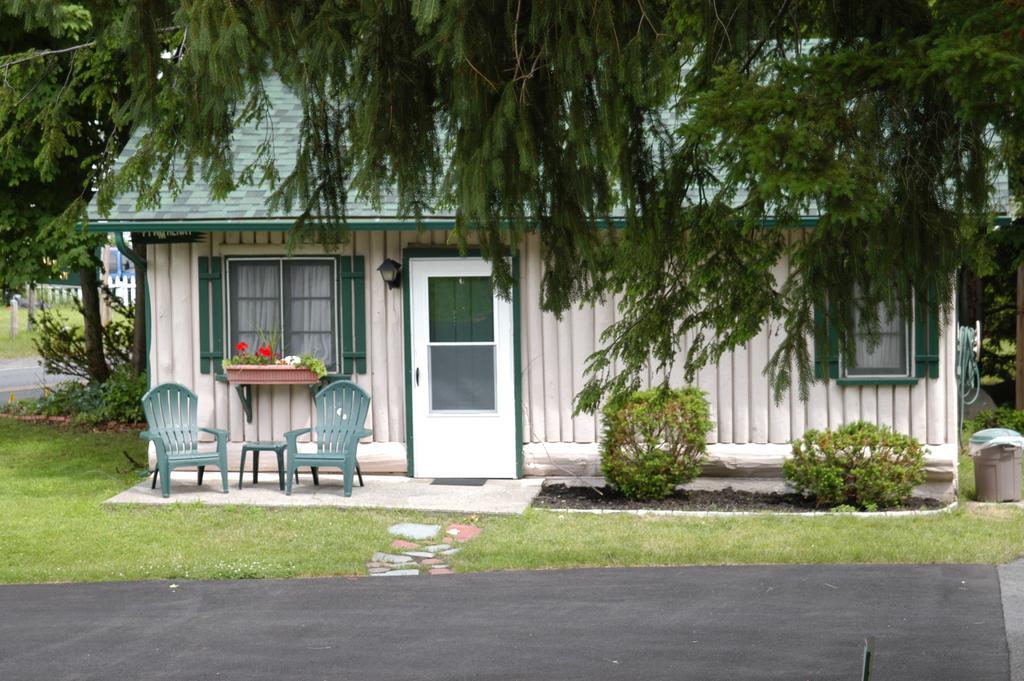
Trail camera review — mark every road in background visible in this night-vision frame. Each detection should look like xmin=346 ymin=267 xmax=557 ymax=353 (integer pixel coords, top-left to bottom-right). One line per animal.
xmin=0 ymin=357 xmax=80 ymax=401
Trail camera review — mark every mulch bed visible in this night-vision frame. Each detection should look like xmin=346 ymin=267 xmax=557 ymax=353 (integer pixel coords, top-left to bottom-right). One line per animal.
xmin=533 ymin=483 xmax=946 ymax=513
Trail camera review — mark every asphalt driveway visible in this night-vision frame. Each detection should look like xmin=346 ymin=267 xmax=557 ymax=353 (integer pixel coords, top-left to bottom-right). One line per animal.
xmin=0 ymin=565 xmax=1013 ymax=680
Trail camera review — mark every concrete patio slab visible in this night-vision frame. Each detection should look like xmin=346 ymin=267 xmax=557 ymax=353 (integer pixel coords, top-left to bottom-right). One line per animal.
xmin=104 ymin=472 xmax=543 ymax=514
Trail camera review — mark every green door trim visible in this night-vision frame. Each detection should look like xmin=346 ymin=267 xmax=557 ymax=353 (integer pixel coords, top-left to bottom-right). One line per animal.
xmin=402 ymin=247 xmax=523 ymax=479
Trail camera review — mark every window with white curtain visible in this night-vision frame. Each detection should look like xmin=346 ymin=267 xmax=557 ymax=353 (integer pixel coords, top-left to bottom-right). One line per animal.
xmin=227 ymin=258 xmax=338 ymax=370
xmin=844 ymin=301 xmax=911 ymax=378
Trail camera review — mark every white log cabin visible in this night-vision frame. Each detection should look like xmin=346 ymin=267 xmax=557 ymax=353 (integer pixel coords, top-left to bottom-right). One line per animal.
xmin=88 ymin=80 xmax=1011 ymax=500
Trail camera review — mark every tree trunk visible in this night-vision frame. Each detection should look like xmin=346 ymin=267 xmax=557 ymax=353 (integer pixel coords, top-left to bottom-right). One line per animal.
xmin=129 ymin=233 xmax=147 ymax=378
xmin=79 ymin=264 xmax=110 ymax=384
xmin=132 ymin=272 xmax=146 ymax=376
xmin=1016 ymin=262 xmax=1023 ymax=409
xmin=26 ymin=286 xmax=35 ymax=331
xmin=959 ymin=269 xmax=983 ymax=326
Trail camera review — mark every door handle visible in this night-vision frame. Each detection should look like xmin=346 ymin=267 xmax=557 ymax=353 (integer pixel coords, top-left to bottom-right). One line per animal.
xmin=415 ymin=367 xmax=420 ymax=386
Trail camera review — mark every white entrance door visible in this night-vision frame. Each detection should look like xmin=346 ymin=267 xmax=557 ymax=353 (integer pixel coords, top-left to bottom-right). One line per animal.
xmin=409 ymin=257 xmax=516 ymax=478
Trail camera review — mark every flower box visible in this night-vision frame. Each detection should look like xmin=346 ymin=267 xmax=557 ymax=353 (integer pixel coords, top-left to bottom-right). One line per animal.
xmin=224 ymin=365 xmax=320 ymax=385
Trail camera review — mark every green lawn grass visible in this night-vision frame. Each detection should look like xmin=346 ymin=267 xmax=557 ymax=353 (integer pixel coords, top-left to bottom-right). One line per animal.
xmin=0 ymin=306 xmax=37 ymax=359
xmin=0 ymin=305 xmax=84 ymax=360
xmin=959 ymin=452 xmax=976 ymax=501
xmin=1 ymin=418 xmax=1023 ymax=584
xmin=0 ymin=418 xmax=453 ymax=583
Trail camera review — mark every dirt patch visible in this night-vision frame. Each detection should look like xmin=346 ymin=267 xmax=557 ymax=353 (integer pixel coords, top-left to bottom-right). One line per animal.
xmin=533 ymin=483 xmax=946 ymax=513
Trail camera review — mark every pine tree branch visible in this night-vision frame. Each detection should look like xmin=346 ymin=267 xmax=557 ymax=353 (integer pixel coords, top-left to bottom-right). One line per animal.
xmin=464 ymin=57 xmax=497 ymax=91
xmin=0 ymin=41 xmax=97 ymax=70
xmin=739 ymin=0 xmax=793 ymax=74
xmin=0 ymin=27 xmax=179 ymax=70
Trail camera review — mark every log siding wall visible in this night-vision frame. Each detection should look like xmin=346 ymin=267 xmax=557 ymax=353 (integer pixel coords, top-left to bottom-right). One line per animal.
xmin=148 ymin=231 xmax=958 ymax=455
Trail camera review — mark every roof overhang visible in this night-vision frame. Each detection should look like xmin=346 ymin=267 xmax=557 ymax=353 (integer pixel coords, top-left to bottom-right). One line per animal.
xmin=85 ymin=218 xmax=460 ymax=234
xmin=84 ymin=212 xmax=1014 ymax=234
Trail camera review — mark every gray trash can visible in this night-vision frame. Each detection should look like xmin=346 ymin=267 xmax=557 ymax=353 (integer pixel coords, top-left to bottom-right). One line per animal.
xmin=969 ymin=428 xmax=1024 ymax=502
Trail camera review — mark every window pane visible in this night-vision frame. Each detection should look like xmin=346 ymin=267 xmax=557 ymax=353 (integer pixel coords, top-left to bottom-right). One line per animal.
xmin=287 ymin=333 xmax=334 ymax=363
xmin=284 ymin=261 xmax=336 ymax=369
xmin=229 ymin=261 xmax=280 ymax=351
xmin=428 ymin=276 xmax=494 ymax=342
xmin=848 ymin=305 xmax=908 ymax=377
xmin=430 ymin=345 xmax=496 ymax=411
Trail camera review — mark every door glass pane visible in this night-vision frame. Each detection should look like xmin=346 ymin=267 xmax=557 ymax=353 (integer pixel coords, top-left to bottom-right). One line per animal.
xmin=430 ymin=345 xmax=496 ymax=411
xmin=229 ymin=261 xmax=281 ymax=351
xmin=428 ymin=276 xmax=494 ymax=342
xmin=284 ymin=260 xmax=336 ymax=369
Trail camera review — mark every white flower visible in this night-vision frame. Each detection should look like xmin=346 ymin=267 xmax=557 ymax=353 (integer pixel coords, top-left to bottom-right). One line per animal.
xmin=282 ymin=355 xmax=302 ymax=366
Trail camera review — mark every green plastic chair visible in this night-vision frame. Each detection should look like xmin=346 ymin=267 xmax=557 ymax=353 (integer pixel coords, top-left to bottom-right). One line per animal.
xmin=285 ymin=380 xmax=371 ymax=497
xmin=140 ymin=382 xmax=230 ymax=498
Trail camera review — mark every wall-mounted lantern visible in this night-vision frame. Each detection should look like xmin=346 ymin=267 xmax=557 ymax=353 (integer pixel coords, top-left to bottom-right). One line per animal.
xmin=377 ymin=258 xmax=402 ymax=289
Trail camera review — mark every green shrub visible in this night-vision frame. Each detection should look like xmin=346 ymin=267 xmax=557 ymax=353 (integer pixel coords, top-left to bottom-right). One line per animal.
xmin=36 ymin=381 xmax=103 ymax=419
xmin=33 ymin=288 xmax=133 ymax=379
xmin=963 ymin=407 xmax=1024 ymax=438
xmin=97 ymin=366 xmax=147 ymax=423
xmin=9 ymin=367 xmax=147 ymax=425
xmin=783 ymin=422 xmax=926 ymax=509
xmin=600 ymin=387 xmax=713 ymax=501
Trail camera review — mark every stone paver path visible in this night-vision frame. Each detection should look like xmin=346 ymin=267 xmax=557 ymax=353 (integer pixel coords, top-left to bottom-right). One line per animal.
xmin=368 ymin=522 xmax=479 ymax=576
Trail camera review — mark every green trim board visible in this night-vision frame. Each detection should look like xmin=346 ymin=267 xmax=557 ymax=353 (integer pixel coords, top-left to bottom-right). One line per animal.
xmin=511 ymin=255 xmax=523 ymax=478
xmin=84 ymin=216 xmax=800 ymax=235
xmin=401 ymin=247 xmax=523 ymax=479
xmin=87 ymin=220 xmax=460 ymax=234
xmin=86 ymin=214 xmax=1015 ymax=236
xmin=836 ymin=377 xmax=918 ymax=386
xmin=402 ymin=251 xmax=415 ymax=477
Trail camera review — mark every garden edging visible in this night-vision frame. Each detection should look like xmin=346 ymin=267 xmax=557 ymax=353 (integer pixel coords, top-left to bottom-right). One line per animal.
xmin=539 ymin=501 xmax=960 ymax=518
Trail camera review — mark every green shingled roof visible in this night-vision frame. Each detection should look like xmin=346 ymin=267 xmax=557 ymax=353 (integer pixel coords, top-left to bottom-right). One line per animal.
xmin=87 ymin=77 xmax=448 ymax=226
xmin=88 ymin=76 xmax=1013 ymax=230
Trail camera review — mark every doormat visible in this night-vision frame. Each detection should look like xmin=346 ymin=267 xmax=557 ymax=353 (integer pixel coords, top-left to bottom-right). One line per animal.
xmin=430 ymin=478 xmax=488 ymax=486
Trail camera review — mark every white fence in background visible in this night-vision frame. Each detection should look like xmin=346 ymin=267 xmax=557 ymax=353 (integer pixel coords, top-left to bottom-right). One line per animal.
xmin=105 ymin=274 xmax=136 ymax=306
xmin=35 ymin=284 xmax=81 ymax=306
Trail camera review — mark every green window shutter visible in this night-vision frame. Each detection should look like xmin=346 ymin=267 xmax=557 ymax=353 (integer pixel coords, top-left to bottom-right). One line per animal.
xmin=339 ymin=256 xmax=368 ymax=375
xmin=813 ymin=301 xmax=826 ymax=379
xmin=198 ymin=256 xmax=224 ymax=375
xmin=812 ymin=300 xmax=840 ymax=380
xmin=827 ymin=305 xmax=840 ymax=379
xmin=914 ymin=286 xmax=940 ymax=379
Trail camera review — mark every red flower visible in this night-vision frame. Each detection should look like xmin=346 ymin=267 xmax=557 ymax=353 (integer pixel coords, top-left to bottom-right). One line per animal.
xmin=257 ymin=345 xmax=273 ymax=358
xmin=235 ymin=342 xmax=249 ymax=353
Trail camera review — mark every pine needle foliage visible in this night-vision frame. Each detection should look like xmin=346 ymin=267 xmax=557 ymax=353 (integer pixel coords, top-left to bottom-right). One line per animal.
xmin=3 ymin=0 xmax=1023 ymax=410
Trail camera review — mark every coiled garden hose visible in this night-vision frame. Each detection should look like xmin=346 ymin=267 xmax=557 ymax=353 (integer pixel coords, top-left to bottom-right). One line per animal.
xmin=956 ymin=323 xmax=981 ymax=434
